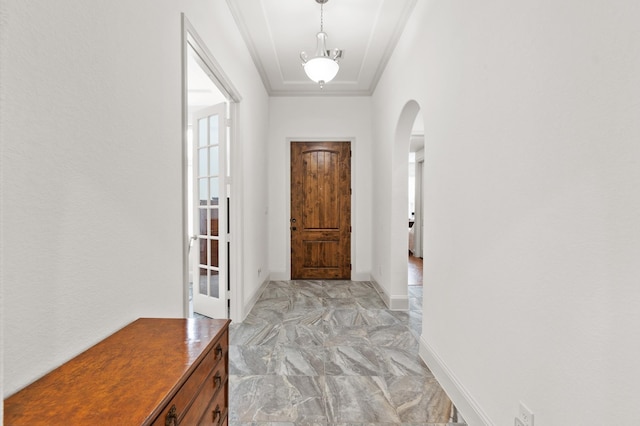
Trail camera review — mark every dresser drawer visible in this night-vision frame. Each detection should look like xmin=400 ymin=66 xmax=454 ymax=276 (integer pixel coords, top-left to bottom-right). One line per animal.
xmin=153 ymin=329 xmax=228 ymax=426
xmin=197 ymin=380 xmax=228 ymax=426
xmin=180 ymin=360 xmax=228 ymax=425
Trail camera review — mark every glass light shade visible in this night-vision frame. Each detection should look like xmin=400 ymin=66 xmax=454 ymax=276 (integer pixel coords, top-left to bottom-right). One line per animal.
xmin=303 ymin=57 xmax=339 ymax=83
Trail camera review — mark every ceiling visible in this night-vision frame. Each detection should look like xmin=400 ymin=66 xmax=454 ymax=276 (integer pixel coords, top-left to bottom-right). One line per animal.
xmin=227 ymin=0 xmax=417 ymax=96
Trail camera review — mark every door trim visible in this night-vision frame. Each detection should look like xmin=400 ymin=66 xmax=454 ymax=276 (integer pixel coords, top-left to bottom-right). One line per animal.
xmin=182 ymin=14 xmax=243 ymax=320
xmin=285 ymin=137 xmax=356 ymax=280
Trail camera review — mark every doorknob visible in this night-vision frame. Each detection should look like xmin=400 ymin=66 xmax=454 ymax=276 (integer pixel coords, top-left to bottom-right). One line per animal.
xmin=290 ymin=218 xmax=297 ymax=223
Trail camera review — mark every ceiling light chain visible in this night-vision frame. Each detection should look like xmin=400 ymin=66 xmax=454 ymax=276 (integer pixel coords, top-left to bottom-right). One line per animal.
xmin=300 ymin=0 xmax=343 ymax=89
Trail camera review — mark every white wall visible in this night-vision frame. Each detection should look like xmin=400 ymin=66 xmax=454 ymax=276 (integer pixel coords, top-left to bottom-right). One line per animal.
xmin=0 ymin=0 xmax=268 ymax=402
xmin=267 ymin=97 xmax=373 ymax=281
xmin=372 ymin=1 xmax=640 ymax=425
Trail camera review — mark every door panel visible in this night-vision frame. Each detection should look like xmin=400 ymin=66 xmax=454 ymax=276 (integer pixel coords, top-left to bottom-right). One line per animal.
xmin=291 ymin=141 xmax=351 ymax=279
xmin=192 ymin=102 xmax=227 ymax=318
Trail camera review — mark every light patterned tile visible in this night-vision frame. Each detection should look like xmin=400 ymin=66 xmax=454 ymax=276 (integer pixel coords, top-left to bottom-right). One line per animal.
xmin=277 ymin=323 xmax=325 ymax=347
xmin=231 ymin=375 xmax=327 ymax=423
xmin=229 ymin=345 xmax=276 ymax=375
xmin=324 ymin=376 xmax=400 ymax=423
xmin=228 ymin=280 xmax=466 ymax=426
xmin=272 ymin=345 xmax=325 ymax=376
xmin=386 ymin=376 xmax=454 ymax=423
xmin=230 ymin=322 xmax=281 ymax=346
xmin=325 ymin=346 xmax=382 ymax=376
xmin=368 ymin=324 xmax=419 ymax=350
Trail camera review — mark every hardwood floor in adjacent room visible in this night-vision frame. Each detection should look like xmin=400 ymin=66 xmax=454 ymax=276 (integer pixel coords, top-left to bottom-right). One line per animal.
xmin=408 ymin=253 xmax=423 ymax=286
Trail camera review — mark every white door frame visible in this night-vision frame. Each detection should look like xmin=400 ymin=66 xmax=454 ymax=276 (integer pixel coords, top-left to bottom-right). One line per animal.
xmin=413 ymin=151 xmax=424 ymax=258
xmin=181 ymin=14 xmax=243 ymax=321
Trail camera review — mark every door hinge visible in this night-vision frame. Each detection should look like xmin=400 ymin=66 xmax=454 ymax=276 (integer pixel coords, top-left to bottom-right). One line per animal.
xmin=350 ymin=188 xmax=352 ymax=195
xmin=225 ymin=117 xmax=232 ymax=127
xmin=350 ymin=226 xmax=352 ymax=232
xmin=349 ymin=264 xmax=352 ymax=271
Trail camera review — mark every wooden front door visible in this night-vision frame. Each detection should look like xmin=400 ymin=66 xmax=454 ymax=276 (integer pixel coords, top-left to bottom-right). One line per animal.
xmin=291 ymin=141 xmax=351 ymax=279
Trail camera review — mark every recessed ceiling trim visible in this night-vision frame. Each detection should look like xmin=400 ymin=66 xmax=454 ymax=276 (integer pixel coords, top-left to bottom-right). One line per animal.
xmin=355 ymin=0 xmax=387 ymax=84
xmin=226 ymin=0 xmax=416 ymax=96
xmin=367 ymin=0 xmax=417 ymax=94
xmin=226 ymin=0 xmax=273 ymax=94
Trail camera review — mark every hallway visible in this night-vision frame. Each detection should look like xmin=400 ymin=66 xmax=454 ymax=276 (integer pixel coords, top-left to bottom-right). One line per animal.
xmin=227 ymin=280 xmax=465 ymax=425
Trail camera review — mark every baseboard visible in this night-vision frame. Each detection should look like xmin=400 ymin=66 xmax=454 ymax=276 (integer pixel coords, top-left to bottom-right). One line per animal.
xmin=370 ymin=279 xmax=390 ymax=307
xmin=240 ymin=277 xmax=271 ymax=321
xmin=351 ymin=272 xmax=370 ymax=281
xmin=370 ymin=279 xmax=409 ymax=310
xmin=389 ymin=295 xmax=409 ymax=310
xmin=418 ymin=337 xmax=495 ymax=426
xmin=269 ymin=271 xmax=289 ymax=281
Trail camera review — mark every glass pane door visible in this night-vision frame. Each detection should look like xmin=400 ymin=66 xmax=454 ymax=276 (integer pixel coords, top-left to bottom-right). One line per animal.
xmin=192 ymin=102 xmax=227 ymax=318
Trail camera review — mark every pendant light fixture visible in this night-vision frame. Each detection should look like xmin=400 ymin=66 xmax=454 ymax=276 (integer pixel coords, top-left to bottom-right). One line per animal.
xmin=300 ymin=0 xmax=343 ymax=89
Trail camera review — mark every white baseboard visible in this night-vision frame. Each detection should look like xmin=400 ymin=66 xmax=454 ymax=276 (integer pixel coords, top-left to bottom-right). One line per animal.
xmin=370 ymin=279 xmax=409 ymax=310
xmin=418 ymin=337 xmax=495 ymax=426
xmin=269 ymin=271 xmax=289 ymax=281
xmin=351 ymin=272 xmax=370 ymax=281
xmin=240 ymin=277 xmax=271 ymax=321
xmin=389 ymin=295 xmax=409 ymax=310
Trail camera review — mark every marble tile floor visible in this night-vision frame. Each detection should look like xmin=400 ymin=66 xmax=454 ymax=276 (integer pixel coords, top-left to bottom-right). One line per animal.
xmin=228 ymin=280 xmax=466 ymax=426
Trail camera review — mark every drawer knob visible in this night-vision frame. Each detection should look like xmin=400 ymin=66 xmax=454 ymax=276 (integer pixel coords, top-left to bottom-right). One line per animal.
xmin=212 ymin=404 xmax=221 ymax=423
xmin=215 ymin=344 xmax=223 ymax=359
xmin=213 ymin=373 xmax=222 ymax=388
xmin=165 ymin=405 xmax=178 ymax=426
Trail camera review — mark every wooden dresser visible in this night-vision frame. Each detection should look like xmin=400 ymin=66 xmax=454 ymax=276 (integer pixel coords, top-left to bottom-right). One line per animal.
xmin=4 ymin=318 xmax=230 ymax=426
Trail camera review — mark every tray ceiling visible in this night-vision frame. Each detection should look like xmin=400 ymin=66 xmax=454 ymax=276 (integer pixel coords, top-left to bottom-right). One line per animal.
xmin=226 ymin=0 xmax=417 ymax=96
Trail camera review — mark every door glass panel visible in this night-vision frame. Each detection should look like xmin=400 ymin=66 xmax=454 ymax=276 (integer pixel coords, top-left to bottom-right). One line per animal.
xmin=209 ymin=239 xmax=219 ymax=267
xmin=210 ymin=270 xmax=220 ymax=298
xmin=198 ymin=208 xmax=208 ymax=235
xmin=210 ymin=208 xmax=219 ymax=236
xmin=198 ymin=118 xmax=207 ymax=147
xmin=198 ymin=178 xmax=208 ymax=204
xmin=209 ymin=116 xmax=219 ymax=145
xmin=199 ymin=238 xmax=208 ymax=266
xmin=209 ymin=146 xmax=219 ymax=176
xmin=209 ymin=177 xmax=219 ymax=204
xmin=198 ymin=148 xmax=208 ymax=176
xmin=199 ymin=268 xmax=209 ymax=295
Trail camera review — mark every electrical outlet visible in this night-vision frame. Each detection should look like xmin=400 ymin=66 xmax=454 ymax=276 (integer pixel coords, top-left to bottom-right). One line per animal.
xmin=518 ymin=402 xmax=534 ymax=426
xmin=514 ymin=419 xmax=525 ymax=426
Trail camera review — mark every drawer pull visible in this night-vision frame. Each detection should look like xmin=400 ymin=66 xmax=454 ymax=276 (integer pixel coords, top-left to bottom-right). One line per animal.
xmin=165 ymin=404 xmax=178 ymax=426
xmin=214 ymin=344 xmax=223 ymax=359
xmin=212 ymin=404 xmax=221 ymax=423
xmin=213 ymin=373 xmax=222 ymax=389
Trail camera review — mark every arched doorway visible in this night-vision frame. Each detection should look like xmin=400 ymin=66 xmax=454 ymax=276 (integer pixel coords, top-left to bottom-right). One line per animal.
xmin=389 ymin=100 xmax=422 ymax=310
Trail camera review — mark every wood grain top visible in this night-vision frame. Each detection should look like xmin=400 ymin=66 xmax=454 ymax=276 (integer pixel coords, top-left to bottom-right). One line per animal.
xmin=4 ymin=317 xmax=230 ymax=426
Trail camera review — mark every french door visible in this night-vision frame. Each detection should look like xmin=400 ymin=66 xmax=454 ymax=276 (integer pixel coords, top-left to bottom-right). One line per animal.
xmin=192 ymin=102 xmax=227 ymax=318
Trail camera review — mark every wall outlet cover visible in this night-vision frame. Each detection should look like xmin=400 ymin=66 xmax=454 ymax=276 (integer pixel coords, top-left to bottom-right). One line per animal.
xmin=518 ymin=402 xmax=534 ymax=426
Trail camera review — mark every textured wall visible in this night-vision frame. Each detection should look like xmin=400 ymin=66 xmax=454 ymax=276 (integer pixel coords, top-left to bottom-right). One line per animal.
xmin=372 ymin=0 xmax=640 ymax=424
xmin=0 ymin=0 xmax=268 ymax=400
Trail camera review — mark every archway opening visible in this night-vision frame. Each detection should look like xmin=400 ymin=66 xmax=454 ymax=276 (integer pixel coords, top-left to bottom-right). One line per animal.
xmin=390 ymin=100 xmax=422 ymax=310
